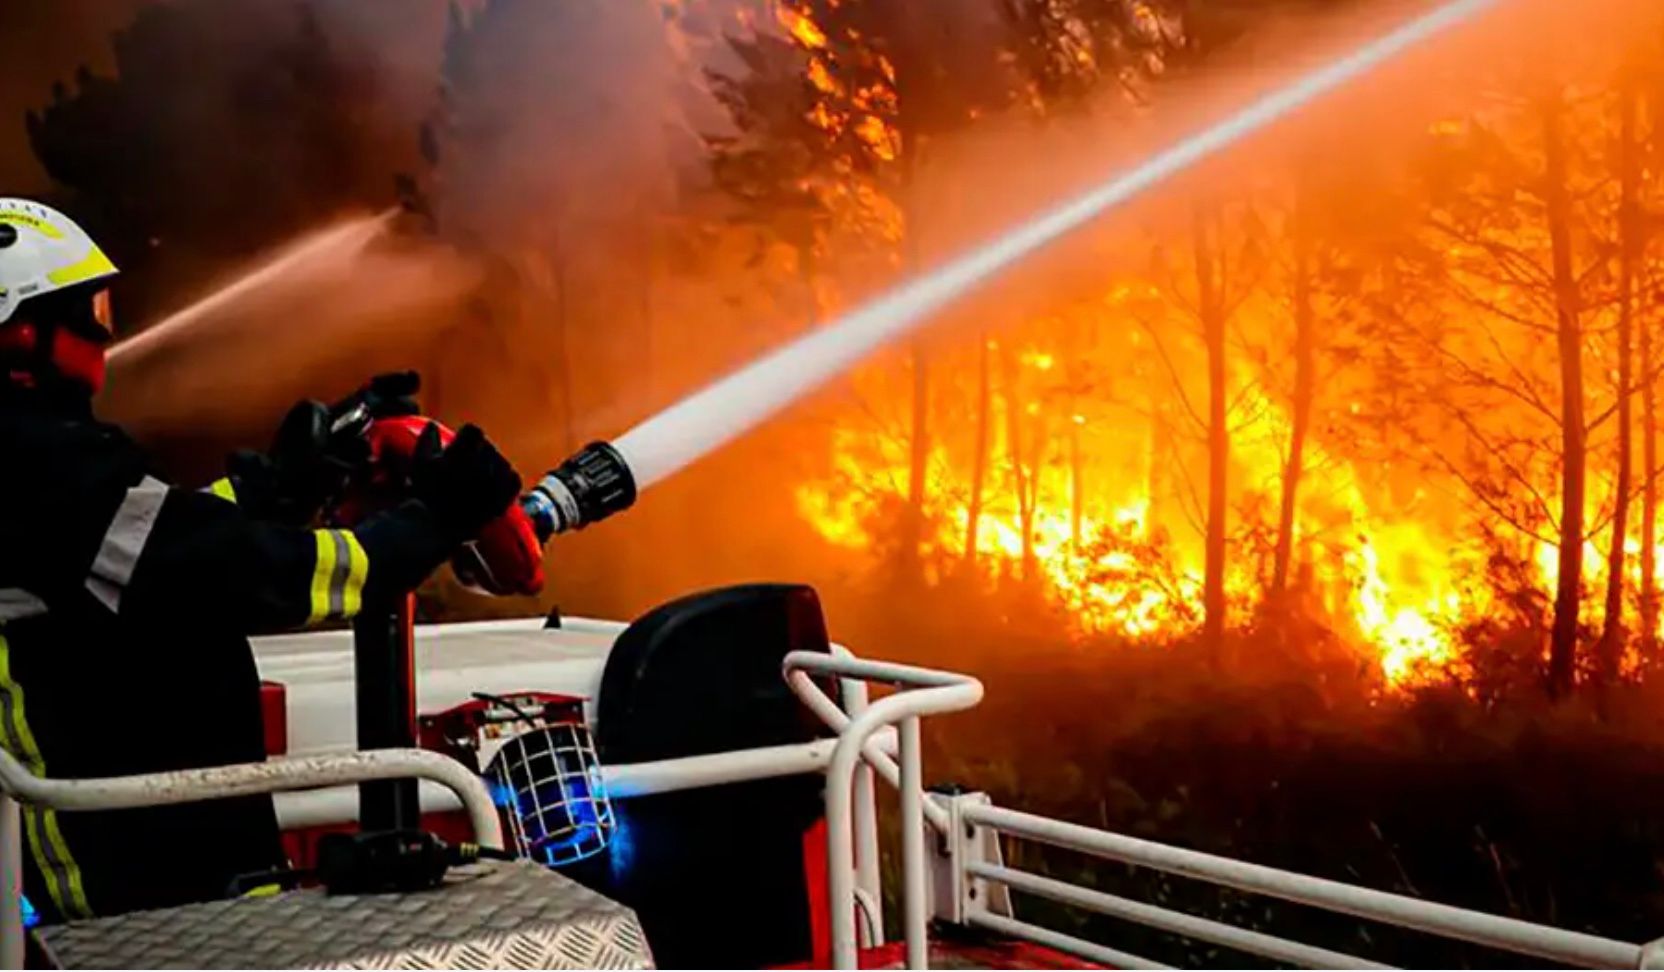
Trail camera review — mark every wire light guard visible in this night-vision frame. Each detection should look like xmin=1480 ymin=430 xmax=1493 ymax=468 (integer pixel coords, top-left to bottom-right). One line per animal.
xmin=420 ymin=692 xmax=615 ymax=868
xmin=490 ymin=705 xmax=615 ymax=867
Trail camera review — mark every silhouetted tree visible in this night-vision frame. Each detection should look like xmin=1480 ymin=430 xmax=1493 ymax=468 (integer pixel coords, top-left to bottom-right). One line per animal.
xmin=26 ymin=0 xmax=391 ymax=323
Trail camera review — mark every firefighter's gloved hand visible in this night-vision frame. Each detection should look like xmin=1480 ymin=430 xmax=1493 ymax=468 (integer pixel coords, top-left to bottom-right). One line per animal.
xmin=410 ymin=422 xmax=522 ymax=543
xmin=331 ymin=371 xmax=422 ymax=426
xmin=229 ymin=399 xmax=361 ymax=525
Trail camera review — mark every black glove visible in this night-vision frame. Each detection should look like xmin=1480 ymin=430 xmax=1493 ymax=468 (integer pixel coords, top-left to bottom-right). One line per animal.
xmin=409 ymin=422 xmax=523 ymax=542
xmin=228 ymin=399 xmax=359 ymax=525
xmin=329 ymin=371 xmax=422 ymax=432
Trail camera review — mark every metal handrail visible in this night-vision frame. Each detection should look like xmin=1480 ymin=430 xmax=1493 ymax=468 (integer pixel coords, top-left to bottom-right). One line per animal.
xmin=783 ymin=650 xmax=984 ymax=971
xmin=783 ymin=646 xmax=1648 ymax=971
xmin=828 ymin=642 xmax=883 ymax=946
xmin=0 ymin=745 xmax=503 ymax=970
xmin=784 ymin=654 xmax=964 ymax=832
xmin=964 ymin=802 xmax=1644 ymax=969
xmin=0 ymin=745 xmax=501 ymax=845
xmin=967 ymin=862 xmax=1388 ymax=969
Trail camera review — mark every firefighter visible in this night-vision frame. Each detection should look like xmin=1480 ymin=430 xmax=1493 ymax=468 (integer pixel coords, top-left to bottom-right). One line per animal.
xmin=0 ymin=198 xmax=524 ymax=920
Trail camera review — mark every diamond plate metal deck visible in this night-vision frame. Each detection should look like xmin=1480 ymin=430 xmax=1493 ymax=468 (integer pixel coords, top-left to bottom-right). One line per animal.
xmin=41 ymin=861 xmax=653 ymax=969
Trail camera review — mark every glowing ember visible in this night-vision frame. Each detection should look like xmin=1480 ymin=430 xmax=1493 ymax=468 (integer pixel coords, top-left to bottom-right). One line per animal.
xmin=777 ymin=4 xmax=826 ymax=50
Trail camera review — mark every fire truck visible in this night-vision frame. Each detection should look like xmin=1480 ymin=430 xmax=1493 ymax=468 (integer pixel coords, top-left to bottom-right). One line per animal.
xmin=0 ymin=583 xmax=1657 ymax=969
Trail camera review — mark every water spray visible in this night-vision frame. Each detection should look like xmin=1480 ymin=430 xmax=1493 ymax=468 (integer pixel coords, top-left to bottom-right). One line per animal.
xmin=109 ymin=209 xmax=397 ymax=364
xmin=523 ymin=0 xmax=1498 ymax=536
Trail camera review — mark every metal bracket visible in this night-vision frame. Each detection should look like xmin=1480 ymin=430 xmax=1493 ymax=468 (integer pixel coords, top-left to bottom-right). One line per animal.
xmin=934 ymin=791 xmax=1012 ymax=927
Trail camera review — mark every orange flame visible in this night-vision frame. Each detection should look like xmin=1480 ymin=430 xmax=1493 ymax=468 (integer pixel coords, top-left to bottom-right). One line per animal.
xmin=796 ymin=351 xmax=1471 ymax=690
xmin=777 ymin=4 xmax=827 ymax=49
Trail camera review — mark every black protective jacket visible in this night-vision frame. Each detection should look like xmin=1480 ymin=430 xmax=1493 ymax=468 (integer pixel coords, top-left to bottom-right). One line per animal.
xmin=0 ymin=390 xmax=456 ymax=921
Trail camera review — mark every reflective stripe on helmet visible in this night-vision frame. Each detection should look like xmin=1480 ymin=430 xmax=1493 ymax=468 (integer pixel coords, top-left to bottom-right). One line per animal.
xmin=45 ymin=248 xmax=117 ymax=289
xmin=0 ymin=212 xmax=63 ymax=241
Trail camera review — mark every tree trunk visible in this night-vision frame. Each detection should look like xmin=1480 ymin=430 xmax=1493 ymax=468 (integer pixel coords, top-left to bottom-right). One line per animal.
xmin=964 ymin=332 xmax=991 ymax=566
xmin=901 ymin=150 xmax=929 ymax=571
xmin=1544 ymin=98 xmax=1586 ymax=699
xmin=1147 ymin=394 xmax=1166 ymax=533
xmin=1644 ymin=272 xmax=1660 ymax=664
xmin=1273 ymin=209 xmax=1315 ymax=600
xmin=1599 ymin=80 xmax=1642 ymax=684
xmin=908 ymin=344 xmax=930 ymax=540
xmin=1067 ymin=323 xmax=1084 ymax=549
xmin=1195 ymin=208 xmax=1230 ymax=651
xmin=1002 ymin=348 xmax=1037 ymax=582
xmin=1642 ymin=90 xmax=1660 ymax=666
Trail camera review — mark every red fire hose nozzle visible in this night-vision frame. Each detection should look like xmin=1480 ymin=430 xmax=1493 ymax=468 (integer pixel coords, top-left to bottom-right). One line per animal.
xmin=340 ymin=415 xmax=549 ymax=598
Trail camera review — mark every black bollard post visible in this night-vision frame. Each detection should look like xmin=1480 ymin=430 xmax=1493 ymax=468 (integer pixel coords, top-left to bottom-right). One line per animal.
xmin=353 ymin=593 xmax=420 ymax=831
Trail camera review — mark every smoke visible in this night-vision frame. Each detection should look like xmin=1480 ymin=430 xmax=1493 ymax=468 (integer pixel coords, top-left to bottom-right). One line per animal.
xmin=102 ymin=218 xmax=482 ymax=474
xmin=433 ymin=0 xmax=684 ymax=247
xmin=0 ymin=0 xmax=137 ymax=192
xmin=91 ymin=0 xmax=701 ymax=467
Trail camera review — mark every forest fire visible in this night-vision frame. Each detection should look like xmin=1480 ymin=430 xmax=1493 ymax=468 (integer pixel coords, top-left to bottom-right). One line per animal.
xmin=734 ymin=0 xmax=1664 ymax=700
xmin=45 ymin=0 xmax=1656 ymax=704
xmin=15 ymin=0 xmax=1664 ymax=962
xmin=795 ymin=350 xmax=1468 ymax=690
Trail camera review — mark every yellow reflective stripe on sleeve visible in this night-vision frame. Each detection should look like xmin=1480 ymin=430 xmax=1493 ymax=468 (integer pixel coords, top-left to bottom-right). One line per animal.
xmin=307 ymin=531 xmax=338 ymax=625
xmin=0 ymin=633 xmax=92 ymax=919
xmin=306 ymin=530 xmax=367 ymax=624
xmin=207 ymin=478 xmax=238 ymax=503
xmin=18 ymin=810 xmax=65 ymax=917
xmin=341 ymin=532 xmax=368 ymax=619
xmin=45 ymin=246 xmax=117 ymax=287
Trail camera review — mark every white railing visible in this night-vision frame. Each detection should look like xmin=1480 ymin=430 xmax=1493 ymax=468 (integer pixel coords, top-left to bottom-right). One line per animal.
xmin=273 ymin=730 xmax=899 ymax=828
xmin=783 ymin=650 xmax=985 ymax=970
xmin=784 ymin=646 xmax=1660 ymax=971
xmin=0 ymin=745 xmax=502 ymax=971
xmin=8 ymin=639 xmax=1658 ymax=972
xmin=952 ymin=800 xmax=1650 ymax=969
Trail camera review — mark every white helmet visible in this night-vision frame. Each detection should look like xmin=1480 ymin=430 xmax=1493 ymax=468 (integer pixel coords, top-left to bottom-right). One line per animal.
xmin=0 ymin=198 xmax=118 ymax=328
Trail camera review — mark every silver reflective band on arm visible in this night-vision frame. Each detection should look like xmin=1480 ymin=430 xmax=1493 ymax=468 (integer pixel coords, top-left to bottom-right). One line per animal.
xmin=326 ymin=530 xmax=353 ymax=618
xmin=85 ymin=476 xmax=168 ymax=613
xmin=0 ymin=589 xmax=46 ymax=623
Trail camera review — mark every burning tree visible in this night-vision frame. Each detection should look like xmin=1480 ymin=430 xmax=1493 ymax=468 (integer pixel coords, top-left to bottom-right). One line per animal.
xmin=707 ymin=0 xmax=1026 ymax=573
xmin=1351 ymin=43 xmax=1664 ymax=699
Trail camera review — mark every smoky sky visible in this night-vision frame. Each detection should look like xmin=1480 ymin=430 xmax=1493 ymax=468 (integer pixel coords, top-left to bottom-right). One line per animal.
xmin=0 ymin=1 xmax=456 ymax=198
xmin=0 ymin=0 xmax=137 ymax=193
